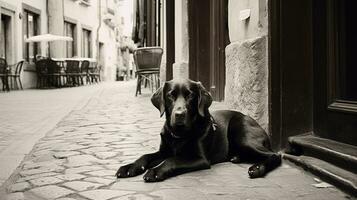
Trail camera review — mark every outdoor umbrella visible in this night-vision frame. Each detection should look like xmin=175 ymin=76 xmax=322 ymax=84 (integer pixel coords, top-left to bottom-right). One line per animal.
xmin=25 ymin=34 xmax=73 ymax=42
xmin=25 ymin=34 xmax=73 ymax=58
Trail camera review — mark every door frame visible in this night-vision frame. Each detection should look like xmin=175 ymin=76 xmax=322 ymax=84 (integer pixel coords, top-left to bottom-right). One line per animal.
xmin=269 ymin=0 xmax=314 ymax=150
xmin=165 ymin=0 xmax=174 ymax=81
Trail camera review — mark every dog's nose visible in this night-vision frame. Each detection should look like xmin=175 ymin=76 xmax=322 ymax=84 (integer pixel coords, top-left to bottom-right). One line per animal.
xmin=175 ymin=110 xmax=186 ymax=119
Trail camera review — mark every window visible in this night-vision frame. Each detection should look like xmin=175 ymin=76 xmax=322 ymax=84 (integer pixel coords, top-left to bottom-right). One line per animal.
xmin=0 ymin=14 xmax=11 ymax=60
xmin=1 ymin=8 xmax=15 ymax=64
xmin=23 ymin=10 xmax=40 ymax=63
xmin=64 ymin=21 xmax=76 ymax=57
xmin=81 ymin=28 xmax=91 ymax=57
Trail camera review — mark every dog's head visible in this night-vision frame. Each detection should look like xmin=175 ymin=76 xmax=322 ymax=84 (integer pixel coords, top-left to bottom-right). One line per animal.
xmin=151 ymin=79 xmax=212 ymax=135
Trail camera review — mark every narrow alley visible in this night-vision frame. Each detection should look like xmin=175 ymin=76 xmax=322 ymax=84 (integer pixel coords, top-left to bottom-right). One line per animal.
xmin=0 ymin=82 xmax=350 ymax=200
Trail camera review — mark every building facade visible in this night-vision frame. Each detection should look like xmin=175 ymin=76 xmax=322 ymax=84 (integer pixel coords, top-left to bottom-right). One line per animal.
xmin=1 ymin=0 xmax=48 ymax=88
xmin=0 ymin=0 xmax=120 ymax=89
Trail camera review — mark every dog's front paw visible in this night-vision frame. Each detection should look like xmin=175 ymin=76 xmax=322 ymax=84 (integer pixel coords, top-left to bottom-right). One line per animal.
xmin=143 ymin=168 xmax=167 ymax=182
xmin=248 ymin=163 xmax=266 ymax=178
xmin=116 ymin=163 xmax=146 ymax=178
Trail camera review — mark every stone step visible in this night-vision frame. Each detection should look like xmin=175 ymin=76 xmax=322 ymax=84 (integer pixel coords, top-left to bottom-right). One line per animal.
xmin=283 ymin=154 xmax=357 ymax=196
xmin=286 ymin=134 xmax=357 ymax=174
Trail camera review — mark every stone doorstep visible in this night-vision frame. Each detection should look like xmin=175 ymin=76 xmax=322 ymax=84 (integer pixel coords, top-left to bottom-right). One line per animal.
xmin=285 ymin=134 xmax=357 ymax=196
xmin=283 ymin=154 xmax=357 ymax=196
xmin=287 ymin=134 xmax=357 ymax=173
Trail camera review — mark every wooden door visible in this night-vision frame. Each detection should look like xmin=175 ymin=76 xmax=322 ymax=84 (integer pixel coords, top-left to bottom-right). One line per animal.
xmin=270 ymin=0 xmax=357 ymax=149
xmin=188 ymin=0 xmax=228 ymax=101
xmin=313 ymin=0 xmax=357 ymax=145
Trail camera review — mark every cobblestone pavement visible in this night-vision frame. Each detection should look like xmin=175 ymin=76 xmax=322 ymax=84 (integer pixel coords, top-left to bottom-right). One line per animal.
xmin=0 ymin=85 xmax=101 ymax=186
xmin=0 ymin=81 xmax=352 ymax=200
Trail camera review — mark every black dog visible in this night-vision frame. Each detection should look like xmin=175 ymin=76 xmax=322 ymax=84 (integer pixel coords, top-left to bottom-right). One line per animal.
xmin=116 ymin=79 xmax=281 ymax=182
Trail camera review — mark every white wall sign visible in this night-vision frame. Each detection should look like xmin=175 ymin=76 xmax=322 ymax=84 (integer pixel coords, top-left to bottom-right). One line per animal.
xmin=239 ymin=9 xmax=251 ymax=21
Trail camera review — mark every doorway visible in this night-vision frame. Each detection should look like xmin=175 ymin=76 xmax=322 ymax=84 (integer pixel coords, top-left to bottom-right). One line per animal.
xmin=188 ymin=0 xmax=229 ymax=101
xmin=313 ymin=0 xmax=357 ymax=145
xmin=269 ymin=0 xmax=357 ymax=149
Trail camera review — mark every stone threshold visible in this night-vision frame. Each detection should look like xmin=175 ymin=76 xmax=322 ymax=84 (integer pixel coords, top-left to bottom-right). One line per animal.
xmin=284 ymin=134 xmax=357 ymax=196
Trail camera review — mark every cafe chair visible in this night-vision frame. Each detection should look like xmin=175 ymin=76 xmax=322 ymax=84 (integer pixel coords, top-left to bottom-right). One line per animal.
xmin=65 ymin=60 xmax=81 ymax=86
xmin=133 ymin=47 xmax=163 ymax=96
xmin=35 ymin=59 xmax=49 ymax=88
xmin=8 ymin=60 xmax=25 ymax=90
xmin=0 ymin=58 xmax=10 ymax=92
xmin=88 ymin=63 xmax=101 ymax=83
xmin=47 ymin=59 xmax=64 ymax=88
xmin=80 ymin=60 xmax=90 ymax=84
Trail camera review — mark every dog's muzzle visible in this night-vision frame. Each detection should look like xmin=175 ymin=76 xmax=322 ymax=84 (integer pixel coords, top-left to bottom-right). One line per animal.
xmin=174 ymin=110 xmax=186 ymax=124
xmin=171 ymin=108 xmax=188 ymax=127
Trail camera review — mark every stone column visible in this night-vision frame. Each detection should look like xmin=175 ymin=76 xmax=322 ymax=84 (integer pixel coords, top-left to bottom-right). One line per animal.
xmin=48 ymin=0 xmax=65 ymax=58
xmin=159 ymin=0 xmax=167 ymax=83
xmin=172 ymin=0 xmax=189 ymax=79
xmin=225 ymin=0 xmax=269 ymax=132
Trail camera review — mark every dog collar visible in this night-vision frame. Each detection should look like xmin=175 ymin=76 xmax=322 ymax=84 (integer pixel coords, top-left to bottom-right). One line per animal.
xmin=210 ymin=117 xmax=218 ymax=131
xmin=169 ymin=118 xmax=217 ymax=139
xmin=170 ymin=131 xmax=183 ymax=139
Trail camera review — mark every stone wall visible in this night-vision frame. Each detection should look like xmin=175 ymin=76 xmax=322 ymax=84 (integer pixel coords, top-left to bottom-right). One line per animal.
xmin=225 ymin=0 xmax=269 ymax=132
xmin=225 ymin=36 xmax=268 ymax=131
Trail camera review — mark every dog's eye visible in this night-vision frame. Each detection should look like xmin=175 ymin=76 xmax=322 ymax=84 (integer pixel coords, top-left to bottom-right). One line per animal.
xmin=167 ymin=91 xmax=176 ymax=100
xmin=187 ymin=93 xmax=194 ymax=99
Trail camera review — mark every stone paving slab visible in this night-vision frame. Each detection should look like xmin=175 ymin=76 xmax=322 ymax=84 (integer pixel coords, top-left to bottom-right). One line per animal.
xmin=29 ymin=185 xmax=74 ymax=199
xmin=0 ymin=81 xmax=354 ymax=200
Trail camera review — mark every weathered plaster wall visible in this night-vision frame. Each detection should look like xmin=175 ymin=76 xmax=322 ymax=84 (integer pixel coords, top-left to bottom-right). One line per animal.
xmin=228 ymin=0 xmax=268 ymax=42
xmin=225 ymin=0 xmax=269 ymax=132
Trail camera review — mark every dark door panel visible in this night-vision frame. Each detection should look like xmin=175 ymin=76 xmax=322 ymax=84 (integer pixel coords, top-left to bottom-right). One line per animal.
xmin=313 ymin=0 xmax=357 ymax=145
xmin=188 ymin=0 xmax=228 ymax=101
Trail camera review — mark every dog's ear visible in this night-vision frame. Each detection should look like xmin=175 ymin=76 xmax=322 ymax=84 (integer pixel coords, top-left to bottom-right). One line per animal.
xmin=151 ymin=85 xmax=165 ymax=117
xmin=197 ymin=82 xmax=212 ymax=117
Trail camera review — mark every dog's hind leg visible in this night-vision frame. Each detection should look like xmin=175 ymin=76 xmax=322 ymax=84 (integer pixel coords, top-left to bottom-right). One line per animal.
xmin=245 ymin=146 xmax=282 ymax=178
xmin=227 ymin=114 xmax=281 ymax=178
xmin=229 ymin=143 xmax=281 ymax=178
